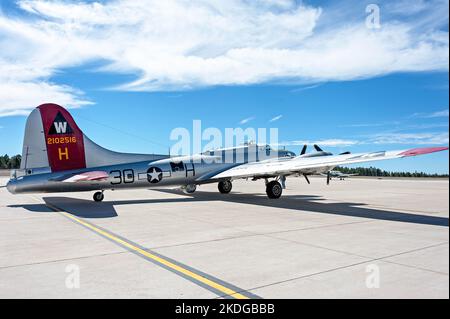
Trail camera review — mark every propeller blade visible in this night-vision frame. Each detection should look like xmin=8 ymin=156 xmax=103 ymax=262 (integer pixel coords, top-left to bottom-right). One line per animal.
xmin=303 ymin=174 xmax=310 ymax=184
xmin=327 ymin=171 xmax=331 ymax=185
xmin=313 ymin=144 xmax=323 ymax=152
xmin=300 ymin=145 xmax=308 ymax=155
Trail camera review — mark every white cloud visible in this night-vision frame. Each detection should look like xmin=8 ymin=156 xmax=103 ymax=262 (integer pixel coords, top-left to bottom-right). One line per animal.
xmin=282 ymin=131 xmax=449 ymax=148
xmin=339 ymin=121 xmax=401 ymax=128
xmin=386 ymin=0 xmax=429 ymax=15
xmin=411 ymin=109 xmax=449 ymax=118
xmin=284 ymin=139 xmax=359 ymax=147
xmin=370 ymin=132 xmax=449 ymax=145
xmin=269 ymin=115 xmax=283 ymax=122
xmin=0 ymin=81 xmax=92 ymax=117
xmin=401 ymin=123 xmax=449 ymax=130
xmin=0 ymin=0 xmax=448 ymax=116
xmin=239 ymin=117 xmax=255 ymax=125
xmin=290 ymin=84 xmax=322 ymax=93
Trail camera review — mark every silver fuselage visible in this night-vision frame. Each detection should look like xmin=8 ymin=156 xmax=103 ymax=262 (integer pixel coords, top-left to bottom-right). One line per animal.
xmin=7 ymin=147 xmax=295 ymax=194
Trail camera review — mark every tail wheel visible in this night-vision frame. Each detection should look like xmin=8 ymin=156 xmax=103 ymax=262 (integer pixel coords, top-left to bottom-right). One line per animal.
xmin=218 ymin=180 xmax=232 ymax=194
xmin=93 ymin=191 xmax=104 ymax=202
xmin=266 ymin=181 xmax=283 ymax=199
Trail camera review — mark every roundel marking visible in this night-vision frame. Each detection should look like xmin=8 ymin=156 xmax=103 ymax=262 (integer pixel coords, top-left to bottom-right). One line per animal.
xmin=147 ymin=167 xmax=163 ymax=183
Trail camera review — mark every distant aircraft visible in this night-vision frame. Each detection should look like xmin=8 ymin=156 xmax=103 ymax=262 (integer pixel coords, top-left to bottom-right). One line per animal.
xmin=321 ymin=170 xmax=358 ymax=182
xmin=6 ymin=104 xmax=448 ymax=201
xmin=298 ymin=144 xmax=354 ymax=184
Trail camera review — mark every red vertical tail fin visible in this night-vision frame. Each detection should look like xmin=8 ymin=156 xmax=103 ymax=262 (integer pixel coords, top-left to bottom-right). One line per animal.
xmin=38 ymin=103 xmax=86 ymax=172
xmin=22 ymin=103 xmax=168 ymax=174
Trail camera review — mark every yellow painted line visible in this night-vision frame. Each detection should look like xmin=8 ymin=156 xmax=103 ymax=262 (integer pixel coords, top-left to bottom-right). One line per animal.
xmin=55 ymin=208 xmax=249 ymax=299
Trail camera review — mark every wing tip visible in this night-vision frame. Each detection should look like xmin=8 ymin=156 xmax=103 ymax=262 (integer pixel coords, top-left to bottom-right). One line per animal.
xmin=400 ymin=146 xmax=449 ymax=157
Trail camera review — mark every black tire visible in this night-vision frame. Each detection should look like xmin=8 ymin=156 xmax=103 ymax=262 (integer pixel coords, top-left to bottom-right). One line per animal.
xmin=218 ymin=180 xmax=232 ymax=194
xmin=93 ymin=191 xmax=104 ymax=202
xmin=266 ymin=181 xmax=283 ymax=199
xmin=182 ymin=184 xmax=197 ymax=194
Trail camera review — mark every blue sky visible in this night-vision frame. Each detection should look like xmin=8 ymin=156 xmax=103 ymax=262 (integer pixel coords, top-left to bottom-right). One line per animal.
xmin=0 ymin=0 xmax=448 ymax=173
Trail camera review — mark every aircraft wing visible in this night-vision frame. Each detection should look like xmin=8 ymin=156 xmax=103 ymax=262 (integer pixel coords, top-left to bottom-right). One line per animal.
xmin=54 ymin=171 xmax=110 ymax=183
xmin=210 ymin=147 xmax=448 ymax=180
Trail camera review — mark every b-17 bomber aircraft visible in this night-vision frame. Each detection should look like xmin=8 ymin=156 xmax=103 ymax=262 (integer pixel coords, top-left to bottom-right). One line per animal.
xmin=6 ymin=104 xmax=449 ymax=202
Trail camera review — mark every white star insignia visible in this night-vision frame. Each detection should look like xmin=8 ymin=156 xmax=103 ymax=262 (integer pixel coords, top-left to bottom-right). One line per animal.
xmin=148 ymin=168 xmax=162 ymax=182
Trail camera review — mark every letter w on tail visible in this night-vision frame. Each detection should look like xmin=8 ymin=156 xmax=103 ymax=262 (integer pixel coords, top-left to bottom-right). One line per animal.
xmin=54 ymin=122 xmax=68 ymax=134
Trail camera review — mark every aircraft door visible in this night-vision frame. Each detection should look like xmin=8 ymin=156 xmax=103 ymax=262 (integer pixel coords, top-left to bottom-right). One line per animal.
xmin=170 ymin=161 xmax=195 ymax=181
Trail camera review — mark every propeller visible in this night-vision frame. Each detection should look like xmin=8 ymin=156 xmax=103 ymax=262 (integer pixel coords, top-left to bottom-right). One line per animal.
xmin=300 ymin=144 xmax=351 ymax=159
xmin=300 ymin=145 xmax=308 ymax=156
xmin=313 ymin=144 xmax=324 ymax=152
xmin=316 ymin=144 xmax=351 ymax=156
xmin=327 ymin=171 xmax=331 ymax=185
xmin=303 ymin=174 xmax=310 ymax=184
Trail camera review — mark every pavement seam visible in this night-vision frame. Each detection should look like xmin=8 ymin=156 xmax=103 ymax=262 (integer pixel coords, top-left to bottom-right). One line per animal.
xmin=260 ymin=220 xmax=375 ymax=236
xmin=262 ymin=233 xmax=374 ymax=259
xmin=361 ymin=204 xmax=447 ymax=215
xmin=0 ymin=251 xmax=128 ymax=270
xmin=147 ymin=220 xmax=375 ymax=251
xmin=243 ymin=242 xmax=450 ymax=294
xmin=381 ymin=259 xmax=449 ymax=276
xmin=263 ymin=233 xmax=450 ymax=275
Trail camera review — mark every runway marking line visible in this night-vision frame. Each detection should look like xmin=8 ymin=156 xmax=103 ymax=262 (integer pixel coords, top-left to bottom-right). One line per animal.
xmin=45 ymin=202 xmax=259 ymax=299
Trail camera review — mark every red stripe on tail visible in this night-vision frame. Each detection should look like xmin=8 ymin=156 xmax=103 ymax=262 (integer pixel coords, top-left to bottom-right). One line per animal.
xmin=38 ymin=103 xmax=87 ymax=172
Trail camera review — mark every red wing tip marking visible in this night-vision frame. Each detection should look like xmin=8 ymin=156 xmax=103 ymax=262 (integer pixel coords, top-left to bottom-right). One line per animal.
xmin=400 ymin=147 xmax=449 ymax=157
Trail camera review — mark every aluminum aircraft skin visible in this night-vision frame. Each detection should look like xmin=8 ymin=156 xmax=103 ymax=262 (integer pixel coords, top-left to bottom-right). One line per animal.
xmin=6 ymin=104 xmax=449 ymax=202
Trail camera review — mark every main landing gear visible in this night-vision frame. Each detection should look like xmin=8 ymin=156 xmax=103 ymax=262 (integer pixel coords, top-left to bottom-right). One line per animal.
xmin=218 ymin=179 xmax=283 ymax=199
xmin=218 ymin=180 xmax=233 ymax=194
xmin=266 ymin=180 xmax=283 ymax=199
xmin=181 ymin=184 xmax=197 ymax=194
xmin=93 ymin=191 xmax=104 ymax=202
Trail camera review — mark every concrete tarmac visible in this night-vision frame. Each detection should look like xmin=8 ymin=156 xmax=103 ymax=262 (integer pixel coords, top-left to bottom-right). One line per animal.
xmin=0 ymin=177 xmax=448 ymax=298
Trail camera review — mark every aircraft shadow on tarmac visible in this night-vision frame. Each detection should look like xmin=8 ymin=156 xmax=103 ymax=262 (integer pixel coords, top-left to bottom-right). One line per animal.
xmin=8 ymin=190 xmax=449 ymax=227
xmin=9 ymin=198 xmax=118 ymax=218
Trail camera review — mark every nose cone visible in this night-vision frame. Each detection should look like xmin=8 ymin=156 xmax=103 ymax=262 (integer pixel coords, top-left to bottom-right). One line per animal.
xmin=6 ymin=180 xmax=17 ymax=194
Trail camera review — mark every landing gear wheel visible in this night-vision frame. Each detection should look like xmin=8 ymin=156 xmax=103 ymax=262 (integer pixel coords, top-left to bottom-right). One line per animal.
xmin=93 ymin=191 xmax=104 ymax=202
xmin=218 ymin=180 xmax=232 ymax=194
xmin=266 ymin=181 xmax=283 ymax=199
xmin=182 ymin=184 xmax=197 ymax=194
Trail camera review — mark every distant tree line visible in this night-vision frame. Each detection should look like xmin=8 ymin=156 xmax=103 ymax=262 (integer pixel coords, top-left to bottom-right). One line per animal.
xmin=0 ymin=154 xmax=21 ymax=169
xmin=335 ymin=166 xmax=449 ymax=178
